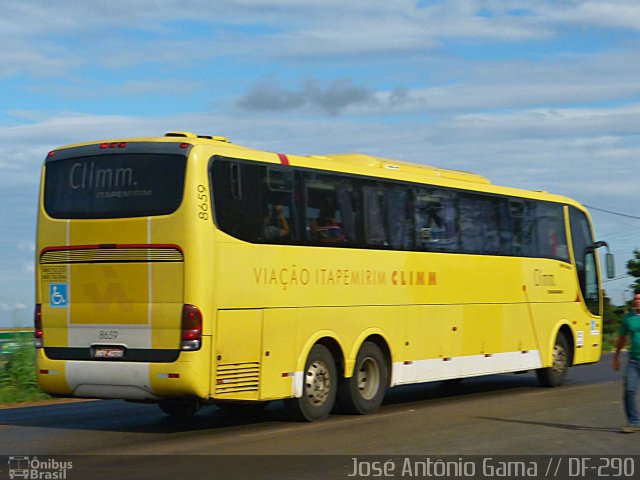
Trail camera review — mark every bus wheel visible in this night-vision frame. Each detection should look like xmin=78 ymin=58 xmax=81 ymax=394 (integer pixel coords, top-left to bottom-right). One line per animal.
xmin=286 ymin=344 xmax=337 ymax=422
xmin=536 ymin=333 xmax=570 ymax=387
xmin=158 ymin=398 xmax=201 ymax=418
xmin=337 ymin=342 xmax=388 ymax=415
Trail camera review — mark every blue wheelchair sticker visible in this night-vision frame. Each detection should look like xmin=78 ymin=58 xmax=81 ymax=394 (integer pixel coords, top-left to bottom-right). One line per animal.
xmin=49 ymin=283 xmax=68 ymax=308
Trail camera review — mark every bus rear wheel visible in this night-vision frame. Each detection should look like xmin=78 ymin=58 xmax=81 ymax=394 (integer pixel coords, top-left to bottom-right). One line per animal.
xmin=536 ymin=333 xmax=570 ymax=387
xmin=337 ymin=342 xmax=388 ymax=415
xmin=286 ymin=344 xmax=337 ymax=422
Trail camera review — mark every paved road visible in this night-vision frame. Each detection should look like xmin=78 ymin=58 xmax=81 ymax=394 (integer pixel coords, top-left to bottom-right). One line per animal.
xmin=0 ymin=353 xmax=638 ymax=479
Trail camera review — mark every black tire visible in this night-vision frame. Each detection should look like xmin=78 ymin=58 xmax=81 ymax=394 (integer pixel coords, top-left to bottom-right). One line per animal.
xmin=285 ymin=344 xmax=337 ymax=422
xmin=158 ymin=398 xmax=201 ymax=418
xmin=536 ymin=333 xmax=570 ymax=387
xmin=336 ymin=342 xmax=388 ymax=415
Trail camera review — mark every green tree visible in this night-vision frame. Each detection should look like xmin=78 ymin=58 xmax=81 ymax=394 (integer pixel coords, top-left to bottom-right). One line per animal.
xmin=627 ymin=249 xmax=640 ymax=291
xmin=602 ymin=293 xmax=622 ymax=350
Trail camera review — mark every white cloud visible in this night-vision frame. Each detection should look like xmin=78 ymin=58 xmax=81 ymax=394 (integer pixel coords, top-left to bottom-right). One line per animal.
xmin=542 ymin=0 xmax=640 ymax=30
xmin=4 ymin=0 xmax=640 ymax=78
xmin=0 ymin=104 xmax=637 ymax=307
xmin=1 ymin=0 xmax=640 ymax=311
xmin=235 ymin=45 xmax=640 ymax=116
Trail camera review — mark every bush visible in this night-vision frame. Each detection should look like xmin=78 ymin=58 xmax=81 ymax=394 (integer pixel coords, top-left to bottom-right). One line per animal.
xmin=0 ymin=337 xmax=50 ymax=403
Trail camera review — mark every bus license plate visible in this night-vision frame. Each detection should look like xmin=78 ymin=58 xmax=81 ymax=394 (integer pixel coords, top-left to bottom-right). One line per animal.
xmin=93 ymin=346 xmax=125 ymax=359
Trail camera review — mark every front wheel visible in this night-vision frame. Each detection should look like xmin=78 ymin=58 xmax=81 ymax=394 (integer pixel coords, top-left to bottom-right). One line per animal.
xmin=536 ymin=333 xmax=570 ymax=387
xmin=285 ymin=344 xmax=337 ymax=422
xmin=337 ymin=342 xmax=389 ymax=415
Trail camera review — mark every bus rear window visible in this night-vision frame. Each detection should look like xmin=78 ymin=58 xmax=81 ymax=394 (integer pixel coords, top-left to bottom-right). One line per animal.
xmin=44 ymin=154 xmax=187 ymax=218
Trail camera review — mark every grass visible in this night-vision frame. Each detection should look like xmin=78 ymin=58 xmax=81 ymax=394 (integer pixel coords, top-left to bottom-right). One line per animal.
xmin=0 ymin=337 xmax=50 ymax=404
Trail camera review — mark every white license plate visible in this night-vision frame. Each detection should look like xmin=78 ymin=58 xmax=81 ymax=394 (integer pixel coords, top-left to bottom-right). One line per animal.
xmin=94 ymin=347 xmax=125 ymax=359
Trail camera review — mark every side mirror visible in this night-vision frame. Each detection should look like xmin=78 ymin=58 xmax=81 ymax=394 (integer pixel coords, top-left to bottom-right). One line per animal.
xmin=587 ymin=241 xmax=615 ymax=279
xmin=606 ymin=252 xmax=615 ymax=279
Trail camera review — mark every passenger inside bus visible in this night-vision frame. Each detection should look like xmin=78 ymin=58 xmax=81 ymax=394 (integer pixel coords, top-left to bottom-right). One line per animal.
xmin=263 ymin=204 xmax=290 ymax=241
xmin=311 ymin=207 xmax=346 ymax=245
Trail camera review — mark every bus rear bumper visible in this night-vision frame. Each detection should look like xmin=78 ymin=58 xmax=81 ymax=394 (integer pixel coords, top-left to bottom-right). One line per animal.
xmin=36 ymin=349 xmax=208 ymax=401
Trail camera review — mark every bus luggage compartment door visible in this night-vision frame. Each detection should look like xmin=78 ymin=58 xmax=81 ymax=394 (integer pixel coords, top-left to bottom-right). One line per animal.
xmin=213 ymin=309 xmax=262 ymax=401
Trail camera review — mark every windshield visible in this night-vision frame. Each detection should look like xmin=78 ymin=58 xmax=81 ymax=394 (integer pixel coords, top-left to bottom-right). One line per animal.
xmin=44 ymin=153 xmax=187 ymax=219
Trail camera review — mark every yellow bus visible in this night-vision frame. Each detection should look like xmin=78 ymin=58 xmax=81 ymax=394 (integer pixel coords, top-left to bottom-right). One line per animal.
xmin=35 ymin=132 xmax=614 ymax=421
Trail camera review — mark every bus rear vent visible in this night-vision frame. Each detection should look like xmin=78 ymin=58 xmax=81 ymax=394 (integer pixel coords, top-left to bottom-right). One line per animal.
xmin=165 ymin=132 xmax=230 ymax=142
xmin=40 ymin=246 xmax=184 ymax=264
xmin=215 ymin=362 xmax=260 ymax=394
xmin=165 ymin=131 xmax=197 ymax=138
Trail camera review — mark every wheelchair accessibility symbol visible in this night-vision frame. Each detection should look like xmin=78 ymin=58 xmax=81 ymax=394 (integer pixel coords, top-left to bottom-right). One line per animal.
xmin=49 ymin=283 xmax=68 ymax=308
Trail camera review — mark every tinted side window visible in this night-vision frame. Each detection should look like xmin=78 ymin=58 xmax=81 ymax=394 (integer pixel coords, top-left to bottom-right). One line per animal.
xmin=362 ymin=183 xmax=386 ymax=246
xmin=384 ymin=186 xmax=412 ymax=250
xmin=507 ymin=200 xmax=537 ymax=257
xmin=304 ymin=171 xmax=358 ymax=246
xmin=211 ymin=158 xmax=264 ymax=243
xmin=459 ymin=194 xmax=500 ymax=254
xmin=210 ymin=156 xmax=573 ymax=262
xmin=534 ymin=203 xmax=569 ymax=261
xmin=413 ymin=188 xmax=459 ymax=252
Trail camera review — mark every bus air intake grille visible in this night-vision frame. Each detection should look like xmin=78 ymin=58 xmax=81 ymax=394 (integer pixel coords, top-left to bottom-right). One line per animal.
xmin=215 ymin=362 xmax=260 ymax=394
xmin=40 ymin=246 xmax=184 ymax=264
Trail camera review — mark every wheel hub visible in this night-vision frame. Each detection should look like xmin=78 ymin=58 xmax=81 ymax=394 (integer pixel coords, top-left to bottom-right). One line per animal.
xmin=306 ymin=360 xmax=330 ymax=406
xmin=357 ymin=357 xmax=381 ymax=400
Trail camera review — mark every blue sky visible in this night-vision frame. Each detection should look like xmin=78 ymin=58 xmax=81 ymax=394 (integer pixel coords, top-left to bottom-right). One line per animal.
xmin=2 ymin=0 xmax=640 ymax=326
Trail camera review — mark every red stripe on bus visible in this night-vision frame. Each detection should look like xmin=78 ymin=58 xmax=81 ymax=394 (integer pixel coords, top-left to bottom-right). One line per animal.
xmin=277 ymin=153 xmax=290 ymax=165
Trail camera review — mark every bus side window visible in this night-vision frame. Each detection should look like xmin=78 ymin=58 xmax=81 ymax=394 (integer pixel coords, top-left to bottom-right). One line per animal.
xmin=384 ymin=186 xmax=411 ymax=250
xmin=211 ymin=158 xmax=264 ymax=243
xmin=363 ymin=184 xmax=386 ymax=246
xmin=262 ymin=167 xmax=295 ymax=243
xmin=304 ymin=172 xmax=356 ymax=246
xmin=507 ymin=200 xmax=537 ymax=257
xmin=459 ymin=193 xmax=500 ymax=254
xmin=533 ymin=203 xmax=569 ymax=261
xmin=414 ymin=188 xmax=458 ymax=252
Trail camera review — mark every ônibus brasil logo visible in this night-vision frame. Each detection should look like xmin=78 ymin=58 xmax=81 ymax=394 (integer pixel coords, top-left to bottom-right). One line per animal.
xmin=7 ymin=456 xmax=72 ymax=479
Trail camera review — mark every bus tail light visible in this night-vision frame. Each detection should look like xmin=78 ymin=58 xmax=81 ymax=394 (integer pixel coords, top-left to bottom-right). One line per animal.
xmin=34 ymin=304 xmax=43 ymax=348
xmin=181 ymin=304 xmax=202 ymax=351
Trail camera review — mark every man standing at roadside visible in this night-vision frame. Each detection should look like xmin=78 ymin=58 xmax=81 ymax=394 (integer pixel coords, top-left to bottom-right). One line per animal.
xmin=614 ymin=288 xmax=640 ymax=433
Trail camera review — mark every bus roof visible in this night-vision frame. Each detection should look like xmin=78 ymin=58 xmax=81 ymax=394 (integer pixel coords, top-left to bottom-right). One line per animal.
xmin=312 ymin=153 xmax=491 ymax=185
xmin=49 ymin=132 xmax=582 ymax=209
